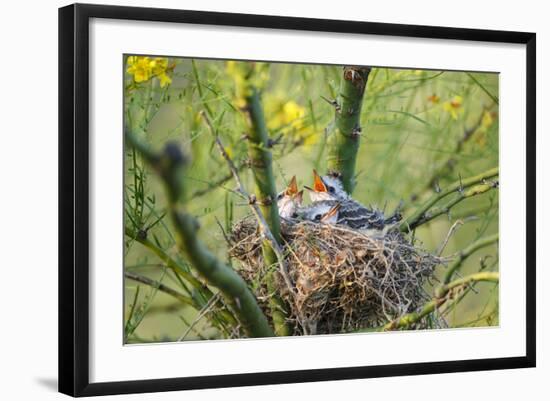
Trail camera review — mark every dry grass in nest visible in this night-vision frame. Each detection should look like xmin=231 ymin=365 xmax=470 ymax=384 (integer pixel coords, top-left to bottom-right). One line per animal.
xmin=229 ymin=216 xmax=443 ymax=335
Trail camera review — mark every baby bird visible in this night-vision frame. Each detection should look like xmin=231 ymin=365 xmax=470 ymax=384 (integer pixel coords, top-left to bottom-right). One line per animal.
xmin=276 ymin=176 xmax=304 ymax=219
xmin=305 ymin=170 xmax=400 ymax=230
xmin=305 ymin=170 xmax=350 ymax=202
xmin=299 ymin=201 xmax=341 ymax=224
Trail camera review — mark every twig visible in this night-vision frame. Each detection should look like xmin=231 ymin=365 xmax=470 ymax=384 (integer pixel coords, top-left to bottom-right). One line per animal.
xmin=383 ymin=271 xmax=499 ymax=330
xmin=214 ymin=216 xmax=232 ymax=245
xmin=440 ymin=257 xmax=497 ymax=317
xmin=125 ymin=226 xmax=236 ymax=329
xmin=124 ymin=271 xmax=194 ymax=307
xmin=189 ymin=138 xmax=307 ymax=200
xmin=409 ymin=106 xmax=497 ymax=202
xmin=202 ymin=111 xmax=300 ymax=336
xmin=442 ymin=233 xmax=499 ymax=285
xmin=436 ymin=220 xmax=465 ymax=256
xmin=467 ymin=73 xmax=499 ymax=105
xmin=125 ymin=128 xmax=274 ymax=338
xmin=201 ymin=112 xmax=296 ymax=300
xmin=412 ymin=181 xmax=498 ymax=228
xmin=178 ymin=293 xmax=221 ymax=341
xmin=400 ymin=167 xmax=498 ymax=232
xmin=126 ymin=227 xmax=204 ymax=289
xmin=435 ymin=272 xmax=499 ymax=298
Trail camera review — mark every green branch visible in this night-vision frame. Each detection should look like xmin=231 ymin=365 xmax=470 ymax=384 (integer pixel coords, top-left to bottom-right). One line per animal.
xmin=442 ymin=233 xmax=499 ymax=285
xmin=384 ymin=272 xmax=499 ymax=331
xmin=400 ymin=167 xmax=498 ymax=232
xmin=125 ymin=227 xmax=203 ymax=289
xmin=383 ymin=298 xmax=445 ymax=331
xmin=124 ymin=226 xmax=238 ymax=330
xmin=327 ymin=66 xmax=371 ymax=193
xmin=124 ymin=271 xmax=194 ymax=307
xmin=203 ymin=111 xmax=295 ymax=336
xmin=193 ymin=57 xmax=291 ymax=336
xmin=436 ymin=271 xmax=499 ymax=298
xmin=243 ymin=88 xmax=292 ymax=336
xmin=411 ymin=181 xmax=498 ymax=228
xmin=244 ymin=88 xmax=282 ymax=242
xmin=125 ymin=130 xmax=274 ymax=338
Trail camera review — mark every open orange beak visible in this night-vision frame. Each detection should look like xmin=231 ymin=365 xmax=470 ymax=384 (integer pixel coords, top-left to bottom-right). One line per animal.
xmin=312 ymin=170 xmax=327 ymax=192
xmin=321 ymin=203 xmax=341 ymax=223
xmin=284 ymin=176 xmax=298 ymax=196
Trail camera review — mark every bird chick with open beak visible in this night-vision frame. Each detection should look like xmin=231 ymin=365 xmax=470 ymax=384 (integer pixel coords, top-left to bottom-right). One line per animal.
xmin=304 ymin=170 xmax=350 ymax=202
xmin=276 ymin=176 xmax=304 ymax=220
xmin=305 ymin=170 xmax=400 ymax=230
xmin=300 ymin=201 xmax=341 ymax=224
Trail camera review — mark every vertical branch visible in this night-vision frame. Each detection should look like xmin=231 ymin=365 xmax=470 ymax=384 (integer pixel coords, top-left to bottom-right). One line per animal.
xmin=327 ymin=66 xmax=372 ymax=194
xmin=244 ymin=86 xmax=292 ymax=336
xmin=245 ymin=88 xmax=282 ymax=242
xmin=125 ymin=130 xmax=274 ymax=338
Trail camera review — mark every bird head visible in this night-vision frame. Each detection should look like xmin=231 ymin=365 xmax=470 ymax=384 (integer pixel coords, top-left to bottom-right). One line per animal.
xmin=304 ymin=170 xmax=349 ymax=202
xmin=302 ymin=201 xmax=341 ymax=224
xmin=277 ymin=176 xmax=304 ymax=219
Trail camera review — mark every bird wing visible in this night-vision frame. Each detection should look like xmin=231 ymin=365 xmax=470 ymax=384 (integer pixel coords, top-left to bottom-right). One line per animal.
xmin=337 ymin=201 xmax=385 ymax=229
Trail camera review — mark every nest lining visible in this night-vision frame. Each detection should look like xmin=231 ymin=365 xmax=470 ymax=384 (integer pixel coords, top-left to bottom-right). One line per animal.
xmin=229 ymin=216 xmax=443 ymax=335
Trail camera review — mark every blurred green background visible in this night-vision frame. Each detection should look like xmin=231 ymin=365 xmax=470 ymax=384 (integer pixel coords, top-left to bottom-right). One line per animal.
xmin=124 ymin=57 xmax=499 ymax=343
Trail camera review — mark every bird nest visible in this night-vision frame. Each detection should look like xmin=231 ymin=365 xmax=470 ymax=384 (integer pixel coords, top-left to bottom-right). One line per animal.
xmin=229 ymin=216 xmax=443 ymax=335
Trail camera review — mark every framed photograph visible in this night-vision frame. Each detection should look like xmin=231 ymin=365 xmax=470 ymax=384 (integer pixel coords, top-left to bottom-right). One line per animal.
xmin=58 ymin=3 xmax=536 ymax=397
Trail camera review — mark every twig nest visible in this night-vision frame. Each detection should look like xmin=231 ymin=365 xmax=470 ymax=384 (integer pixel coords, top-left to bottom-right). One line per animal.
xmin=229 ymin=216 xmax=442 ymax=335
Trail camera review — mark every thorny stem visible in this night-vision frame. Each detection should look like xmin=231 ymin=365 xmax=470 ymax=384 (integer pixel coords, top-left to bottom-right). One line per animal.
xmin=192 ymin=57 xmax=291 ymax=335
xmin=435 ymin=272 xmax=499 ymax=298
xmin=327 ymin=66 xmax=371 ymax=194
xmin=244 ymin=87 xmax=282 ymax=242
xmin=243 ymin=84 xmax=293 ymax=335
xmin=440 ymin=257 xmax=498 ymax=317
xmin=202 ymin=111 xmax=295 ymax=336
xmin=125 ymin=129 xmax=274 ymax=338
xmin=412 ymin=180 xmax=498 ymax=228
xmin=383 ymin=272 xmax=499 ymax=330
xmin=400 ymin=167 xmax=499 ymax=232
xmin=442 ymin=233 xmax=499 ymax=285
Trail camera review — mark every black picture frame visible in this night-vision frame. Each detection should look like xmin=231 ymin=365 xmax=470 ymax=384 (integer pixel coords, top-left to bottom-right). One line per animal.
xmin=58 ymin=3 xmax=536 ymax=397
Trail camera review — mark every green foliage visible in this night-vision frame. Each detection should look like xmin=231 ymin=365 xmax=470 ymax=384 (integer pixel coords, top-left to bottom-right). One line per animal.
xmin=124 ymin=57 xmax=499 ymax=341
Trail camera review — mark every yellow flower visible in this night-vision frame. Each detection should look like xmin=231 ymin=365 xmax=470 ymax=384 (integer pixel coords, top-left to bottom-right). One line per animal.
xmin=151 ymin=58 xmax=172 ymax=87
xmin=157 ymin=72 xmax=172 ymax=88
xmin=281 ymin=101 xmax=305 ymax=124
xmin=265 ymin=96 xmax=317 ymax=147
xmin=443 ymin=95 xmax=464 ymax=120
xmin=126 ymin=56 xmax=172 ymax=87
xmin=127 ymin=56 xmax=153 ymax=83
